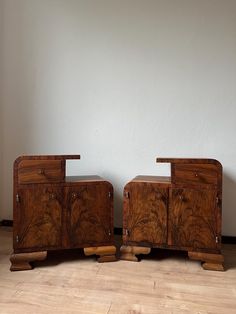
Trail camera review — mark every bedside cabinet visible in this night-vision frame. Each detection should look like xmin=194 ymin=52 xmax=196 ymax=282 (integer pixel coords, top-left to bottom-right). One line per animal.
xmin=10 ymin=155 xmax=116 ymax=271
xmin=121 ymin=158 xmax=224 ymax=271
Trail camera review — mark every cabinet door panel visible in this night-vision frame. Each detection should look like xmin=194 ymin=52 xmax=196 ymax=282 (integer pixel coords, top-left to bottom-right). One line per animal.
xmin=14 ymin=187 xmax=62 ymax=250
xmin=169 ymin=188 xmax=218 ymax=249
xmin=66 ymin=184 xmax=112 ymax=247
xmin=124 ymin=183 xmax=168 ymax=245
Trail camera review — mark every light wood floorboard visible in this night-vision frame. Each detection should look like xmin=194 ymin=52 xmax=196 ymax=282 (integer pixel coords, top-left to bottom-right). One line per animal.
xmin=0 ymin=227 xmax=236 ymax=314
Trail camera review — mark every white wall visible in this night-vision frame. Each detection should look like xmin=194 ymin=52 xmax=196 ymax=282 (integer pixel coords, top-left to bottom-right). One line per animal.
xmin=1 ymin=0 xmax=236 ymax=235
xmin=0 ymin=0 xmax=4 ymax=217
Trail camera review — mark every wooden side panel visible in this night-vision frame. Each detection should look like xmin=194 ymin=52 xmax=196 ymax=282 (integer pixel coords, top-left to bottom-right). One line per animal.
xmin=168 ymin=188 xmax=219 ymax=250
xmin=123 ymin=182 xmax=168 ymax=246
xmin=65 ymin=183 xmax=113 ymax=247
xmin=14 ymin=186 xmax=63 ymax=250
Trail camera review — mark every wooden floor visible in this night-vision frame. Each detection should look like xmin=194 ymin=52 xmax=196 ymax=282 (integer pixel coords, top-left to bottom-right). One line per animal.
xmin=0 ymin=227 xmax=236 ymax=314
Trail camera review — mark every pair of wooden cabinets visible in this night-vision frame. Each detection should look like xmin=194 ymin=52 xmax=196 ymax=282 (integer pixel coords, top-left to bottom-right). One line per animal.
xmin=10 ymin=155 xmax=116 ymax=271
xmin=121 ymin=158 xmax=224 ymax=271
xmin=10 ymin=156 xmax=224 ymax=271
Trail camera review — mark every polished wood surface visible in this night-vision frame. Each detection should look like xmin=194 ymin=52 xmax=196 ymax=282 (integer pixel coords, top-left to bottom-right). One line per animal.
xmin=123 ymin=183 xmax=168 ymax=245
xmin=1 ymin=228 xmax=236 ymax=313
xmin=84 ymin=246 xmax=117 ymax=262
xmin=18 ymin=160 xmax=64 ymax=184
xmin=65 ymin=175 xmax=105 ymax=182
xmin=14 ymin=155 xmax=80 ymax=184
xmin=173 ymin=163 xmax=218 ymax=185
xmin=10 ymin=251 xmax=47 ymax=271
xmin=188 ymin=251 xmax=224 ymax=271
xmin=67 ymin=183 xmax=113 ymax=247
xmin=132 ymin=175 xmax=171 ymax=184
xmin=14 ymin=186 xmax=63 ymax=250
xmin=12 ymin=155 xmax=115 ymax=270
xmin=120 ymin=245 xmax=151 ymax=262
xmin=168 ymin=188 xmax=219 ymax=250
xmin=122 ymin=158 xmax=223 ymax=270
xmin=156 ymin=157 xmax=222 ymax=166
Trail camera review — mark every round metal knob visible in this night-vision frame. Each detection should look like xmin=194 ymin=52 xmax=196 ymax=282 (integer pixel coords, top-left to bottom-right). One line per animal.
xmin=195 ymin=173 xmax=198 ymax=177
xmin=72 ymin=192 xmax=77 ymax=198
xmin=50 ymin=193 xmax=55 ymax=200
xmin=179 ymin=195 xmax=184 ymax=201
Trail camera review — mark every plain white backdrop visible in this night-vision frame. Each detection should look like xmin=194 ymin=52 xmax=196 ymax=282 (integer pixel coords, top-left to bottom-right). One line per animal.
xmin=1 ymin=0 xmax=236 ymax=234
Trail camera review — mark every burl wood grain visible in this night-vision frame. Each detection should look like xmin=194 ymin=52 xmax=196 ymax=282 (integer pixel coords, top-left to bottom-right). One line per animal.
xmin=168 ymin=188 xmax=219 ymax=250
xmin=123 ymin=182 xmax=168 ymax=245
xmin=14 ymin=186 xmax=63 ymax=250
xmin=168 ymin=189 xmax=218 ymax=249
xmin=12 ymin=155 xmax=116 ymax=270
xmin=122 ymin=158 xmax=223 ymax=270
xmin=66 ymin=184 xmax=113 ymax=247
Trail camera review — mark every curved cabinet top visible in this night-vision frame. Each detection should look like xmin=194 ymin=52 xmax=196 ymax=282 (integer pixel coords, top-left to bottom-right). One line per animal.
xmin=156 ymin=157 xmax=222 ymax=168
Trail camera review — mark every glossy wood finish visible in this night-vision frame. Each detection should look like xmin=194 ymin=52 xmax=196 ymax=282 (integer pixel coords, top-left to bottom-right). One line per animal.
xmin=122 ymin=158 xmax=224 ymax=271
xmin=120 ymin=245 xmax=151 ymax=261
xmin=14 ymin=186 xmax=63 ymax=250
xmin=10 ymin=251 xmax=47 ymax=271
xmin=168 ymin=188 xmax=219 ymax=250
xmin=11 ymin=155 xmax=116 ymax=270
xmin=123 ymin=182 xmax=168 ymax=246
xmin=84 ymin=245 xmax=117 ymax=262
xmin=65 ymin=183 xmax=113 ymax=247
xmin=156 ymin=157 xmax=222 ymax=166
xmin=188 ymin=252 xmax=224 ymax=271
xmin=18 ymin=160 xmax=64 ymax=184
xmin=173 ymin=163 xmax=218 ymax=186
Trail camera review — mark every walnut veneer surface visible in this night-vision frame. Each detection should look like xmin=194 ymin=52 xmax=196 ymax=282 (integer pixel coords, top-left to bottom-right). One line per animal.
xmin=121 ymin=158 xmax=224 ymax=271
xmin=11 ymin=155 xmax=116 ymax=271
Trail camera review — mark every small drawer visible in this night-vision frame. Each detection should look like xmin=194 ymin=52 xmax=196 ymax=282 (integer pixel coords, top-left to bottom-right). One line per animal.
xmin=173 ymin=163 xmax=218 ymax=185
xmin=18 ymin=160 xmax=64 ymax=184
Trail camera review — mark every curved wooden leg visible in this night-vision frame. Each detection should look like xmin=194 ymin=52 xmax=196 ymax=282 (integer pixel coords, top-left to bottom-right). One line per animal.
xmin=188 ymin=252 xmax=224 ymax=271
xmin=84 ymin=246 xmax=117 ymax=262
xmin=10 ymin=251 xmax=47 ymax=271
xmin=120 ymin=245 xmax=151 ymax=262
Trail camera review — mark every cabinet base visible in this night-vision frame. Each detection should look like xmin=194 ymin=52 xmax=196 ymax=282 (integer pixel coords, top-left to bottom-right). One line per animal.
xmin=84 ymin=245 xmax=117 ymax=262
xmin=120 ymin=245 xmax=151 ymax=262
xmin=188 ymin=251 xmax=224 ymax=271
xmin=119 ymin=246 xmax=224 ymax=271
xmin=10 ymin=251 xmax=47 ymax=271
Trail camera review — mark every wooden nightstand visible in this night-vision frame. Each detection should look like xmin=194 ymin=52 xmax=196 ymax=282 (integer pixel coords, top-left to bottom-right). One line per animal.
xmin=121 ymin=158 xmax=224 ymax=271
xmin=10 ymin=155 xmax=116 ymax=271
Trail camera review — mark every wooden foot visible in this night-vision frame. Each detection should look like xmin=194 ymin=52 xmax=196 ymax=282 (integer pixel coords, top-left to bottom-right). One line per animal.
xmin=188 ymin=251 xmax=224 ymax=271
xmin=10 ymin=251 xmax=47 ymax=271
xmin=84 ymin=246 xmax=117 ymax=263
xmin=120 ymin=245 xmax=151 ymax=262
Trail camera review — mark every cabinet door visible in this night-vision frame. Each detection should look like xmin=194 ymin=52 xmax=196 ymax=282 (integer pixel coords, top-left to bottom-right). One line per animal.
xmin=14 ymin=186 xmax=63 ymax=250
xmin=65 ymin=184 xmax=113 ymax=247
xmin=123 ymin=183 xmax=168 ymax=245
xmin=169 ymin=188 xmax=219 ymax=250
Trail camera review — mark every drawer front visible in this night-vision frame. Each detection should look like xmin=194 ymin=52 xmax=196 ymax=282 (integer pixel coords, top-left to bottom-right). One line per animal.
xmin=173 ymin=163 xmax=218 ymax=185
xmin=18 ymin=160 xmax=64 ymax=184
